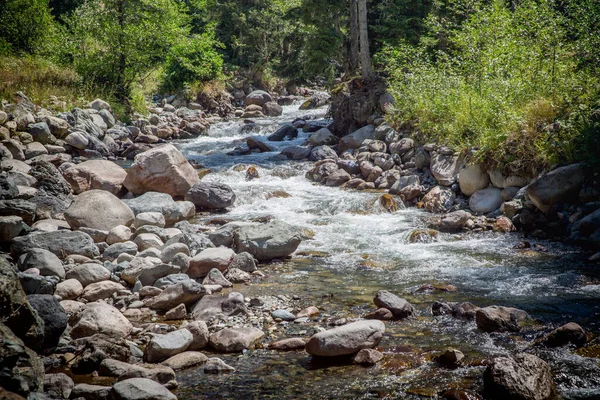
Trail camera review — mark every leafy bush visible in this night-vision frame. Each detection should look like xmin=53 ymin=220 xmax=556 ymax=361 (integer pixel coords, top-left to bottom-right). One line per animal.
xmin=161 ymin=31 xmax=224 ymax=91
xmin=381 ymin=0 xmax=600 ymax=174
xmin=0 ymin=0 xmax=56 ymax=55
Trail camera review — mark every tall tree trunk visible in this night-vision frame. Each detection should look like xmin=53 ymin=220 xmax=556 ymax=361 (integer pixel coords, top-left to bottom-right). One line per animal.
xmin=348 ymin=0 xmax=359 ymax=74
xmin=357 ymin=0 xmax=373 ymax=79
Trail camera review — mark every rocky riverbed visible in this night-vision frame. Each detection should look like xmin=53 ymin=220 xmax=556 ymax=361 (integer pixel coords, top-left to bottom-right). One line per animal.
xmin=0 ymin=90 xmax=599 ymax=400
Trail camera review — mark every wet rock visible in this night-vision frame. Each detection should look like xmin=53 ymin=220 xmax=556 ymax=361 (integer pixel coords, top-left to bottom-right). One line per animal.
xmin=408 ymin=229 xmax=438 ymax=243
xmin=339 ymin=125 xmax=375 ymax=152
xmin=162 ymin=351 xmax=208 ymax=370
xmin=188 ymin=247 xmax=234 ymax=278
xmin=309 ymin=145 xmax=338 ymax=161
xmin=65 ymin=190 xmax=134 ymax=231
xmin=428 ymin=210 xmax=471 ymax=232
xmin=435 ymin=348 xmax=464 ymax=367
xmin=191 ymin=292 xmax=247 ymax=321
xmin=281 ymin=145 xmax=311 ymax=160
xmin=27 ymin=294 xmax=68 ymax=352
xmin=269 ymin=337 xmax=307 ymax=351
xmin=483 ymin=353 xmax=556 ymax=400
xmin=365 ymin=308 xmax=394 ymax=320
xmin=440 ymin=389 xmax=482 ymax=400
xmin=209 ymin=327 xmax=264 ymax=353
xmin=459 ymin=164 xmax=490 ymax=196
xmin=493 ymin=216 xmax=516 ymax=232
xmin=247 ymin=136 xmax=273 ymax=152
xmin=263 ymin=101 xmax=283 ymax=117
xmin=184 ymin=321 xmax=210 ymax=351
xmin=144 ymin=329 xmax=193 ymax=363
xmin=66 ymin=263 xmax=110 ymax=287
xmin=268 ymin=125 xmax=298 ymax=141
xmin=144 ymin=280 xmax=207 ymax=311
xmin=306 ymin=320 xmax=385 ymax=357
xmin=44 ymin=373 xmax=74 ymax=399
xmin=11 ymin=230 xmax=99 ymax=259
xmin=204 ymin=357 xmax=235 ymax=374
xmin=526 ymin=163 xmax=586 ymax=213
xmin=452 ymin=302 xmax=480 ymax=320
xmin=0 ymin=322 xmax=44 ymax=396
xmin=540 ymin=322 xmax=586 ymax=347
xmin=299 ymin=92 xmax=330 ymax=109
xmin=123 ymin=144 xmax=199 ymax=197
xmin=353 ymin=348 xmax=384 ymax=365
xmin=185 ymin=182 xmax=236 ymax=210
xmin=62 ymin=160 xmax=127 ymax=196
xmin=233 ymin=220 xmax=302 ymax=261
xmin=431 ymin=153 xmax=461 ymax=186
xmin=422 ymin=186 xmax=456 ymax=213
xmin=112 ymin=378 xmax=177 ymax=400
xmin=373 ymin=290 xmax=415 ymax=319
xmin=0 ymin=259 xmax=45 ymax=351
xmin=476 ymin=306 xmax=531 ymax=333
xmin=71 ymin=301 xmax=133 ymax=339
xmin=469 ymin=188 xmax=503 ymax=214
xmin=71 ymin=384 xmax=113 ymax=400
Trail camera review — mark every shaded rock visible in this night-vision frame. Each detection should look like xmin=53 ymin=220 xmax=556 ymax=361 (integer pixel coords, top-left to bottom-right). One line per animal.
xmin=144 ymin=329 xmax=193 ymax=363
xmin=121 ymin=258 xmax=179 ymax=286
xmin=70 ymin=334 xmax=131 ymax=374
xmin=185 ymin=182 xmax=236 ymax=210
xmin=11 ymin=230 xmax=98 ymax=259
xmin=306 ymin=320 xmax=385 ymax=357
xmin=202 ymin=268 xmax=233 ymax=288
xmin=27 ymin=294 xmax=68 ymax=352
xmin=309 ymin=128 xmax=337 ymax=146
xmin=44 ymin=373 xmax=74 ymax=399
xmin=0 ymin=215 xmax=26 ymax=243
xmin=204 ymin=357 xmax=235 ymax=374
xmin=165 ymin=304 xmax=187 ymax=320
xmin=0 ymin=322 xmax=44 ymax=397
xmin=0 ymin=199 xmax=37 ymax=225
xmin=353 ymin=348 xmax=384 ymax=365
xmin=526 ymin=163 xmax=586 ymax=213
xmin=422 ymin=186 xmax=456 ymax=213
xmin=144 ymin=280 xmax=207 ymax=311
xmin=99 ymin=359 xmax=176 ymax=387
xmin=373 ymin=290 xmax=415 ymax=319
xmin=280 ymin=145 xmax=311 ymax=160
xmin=28 ymin=122 xmax=55 ymax=145
xmin=310 ymin=145 xmax=338 ymax=161
xmin=191 ymin=292 xmax=247 ymax=321
xmin=233 ymin=220 xmax=302 ymax=261
xmin=62 ymin=160 xmax=127 ymax=196
xmin=339 ymin=125 xmax=375 ymax=152
xmin=162 ymin=351 xmax=208 ymax=370
xmin=436 ymin=348 xmax=464 ymax=367
xmin=16 ymin=247 xmax=68 ymax=280
xmin=483 ymin=353 xmax=556 ymax=400
xmin=540 ymin=322 xmax=586 ymax=347
xmin=476 ymin=306 xmax=531 ymax=333
xmin=269 ymin=337 xmax=307 ymax=351
xmin=71 ymin=302 xmax=133 ymax=339
xmin=123 ymin=144 xmax=199 ymax=197
xmin=209 ymin=327 xmax=264 ymax=353
xmin=18 ymin=272 xmax=57 ymax=295
xmin=112 ymin=378 xmax=177 ymax=400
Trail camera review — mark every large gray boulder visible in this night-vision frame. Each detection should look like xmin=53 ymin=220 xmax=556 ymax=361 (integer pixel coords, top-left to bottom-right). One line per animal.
xmin=62 ymin=160 xmax=127 ymax=196
xmin=306 ymin=320 xmax=385 ymax=357
xmin=526 ymin=163 xmax=586 ymax=213
xmin=191 ymin=292 xmax=247 ymax=321
xmin=185 ymin=182 xmax=236 ymax=210
xmin=71 ymin=301 xmax=133 ymax=339
xmin=459 ymin=164 xmax=490 ymax=196
xmin=339 ymin=125 xmax=376 ymax=152
xmin=209 ymin=327 xmax=264 ymax=353
xmin=123 ymin=144 xmax=199 ymax=197
xmin=27 ymin=294 xmax=68 ymax=351
xmin=187 ymin=247 xmax=235 ymax=278
xmin=483 ymin=353 xmax=556 ymax=400
xmin=245 ymin=90 xmax=272 ymax=107
xmin=112 ymin=378 xmax=177 ymax=400
xmin=233 ymin=220 xmax=302 ymax=261
xmin=476 ymin=306 xmax=531 ymax=333
xmin=469 ymin=188 xmax=503 ymax=214
xmin=11 ymin=230 xmax=99 ymax=259
xmin=373 ymin=290 xmax=415 ymax=319
xmin=18 ymin=248 xmax=65 ymax=279
xmin=123 ymin=192 xmax=194 ymax=226
xmin=431 ymin=153 xmax=462 ymax=186
xmin=144 ymin=329 xmax=193 ymax=363
xmin=64 ymin=190 xmax=134 ymax=231
xmin=144 ymin=280 xmax=207 ymax=311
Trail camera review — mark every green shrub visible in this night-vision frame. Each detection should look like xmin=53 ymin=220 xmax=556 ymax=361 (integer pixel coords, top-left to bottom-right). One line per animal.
xmin=0 ymin=0 xmax=56 ymax=55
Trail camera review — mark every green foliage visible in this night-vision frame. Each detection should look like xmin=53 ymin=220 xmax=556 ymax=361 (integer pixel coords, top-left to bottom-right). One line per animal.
xmin=381 ymin=0 xmax=600 ymax=172
xmin=161 ymin=29 xmax=224 ymax=91
xmin=0 ymin=0 xmax=56 ymax=55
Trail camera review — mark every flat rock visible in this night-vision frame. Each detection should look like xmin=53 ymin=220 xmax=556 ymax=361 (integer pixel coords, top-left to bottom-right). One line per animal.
xmin=161 ymin=351 xmax=208 ymax=370
xmin=269 ymin=337 xmax=307 ymax=351
xmin=185 ymin=182 xmax=236 ymax=210
xmin=144 ymin=329 xmax=193 ymax=363
xmin=209 ymin=327 xmax=264 ymax=352
xmin=233 ymin=220 xmax=302 ymax=261
xmin=191 ymin=292 xmax=247 ymax=321
xmin=306 ymin=320 xmax=385 ymax=357
xmin=188 ymin=247 xmax=235 ymax=278
xmin=476 ymin=306 xmax=531 ymax=333
xmin=12 ymin=230 xmax=98 ymax=259
xmin=66 ymin=263 xmax=111 ymax=287
xmin=144 ymin=280 xmax=207 ymax=311
xmin=62 ymin=160 xmax=127 ymax=196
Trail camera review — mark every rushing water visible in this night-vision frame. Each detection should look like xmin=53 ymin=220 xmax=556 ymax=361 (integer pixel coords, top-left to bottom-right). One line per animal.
xmin=175 ymin=104 xmax=600 ymax=399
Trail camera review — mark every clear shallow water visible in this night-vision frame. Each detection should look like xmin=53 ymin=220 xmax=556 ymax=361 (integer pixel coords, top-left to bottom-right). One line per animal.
xmin=176 ymin=104 xmax=600 ymax=399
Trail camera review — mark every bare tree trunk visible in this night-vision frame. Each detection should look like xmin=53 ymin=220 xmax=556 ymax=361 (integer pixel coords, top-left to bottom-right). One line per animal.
xmin=357 ymin=0 xmax=373 ymax=79
xmin=348 ymin=0 xmax=359 ymax=74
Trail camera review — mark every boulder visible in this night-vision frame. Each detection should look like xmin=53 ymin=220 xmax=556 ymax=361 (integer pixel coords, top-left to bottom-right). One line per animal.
xmin=209 ymin=327 xmax=264 ymax=352
xmin=70 ymin=334 xmax=131 ymax=374
xmin=469 ymin=188 xmax=503 ymax=214
xmin=526 ymin=164 xmax=586 ymax=213
xmin=12 ymin=230 xmax=98 ymax=259
xmin=229 ymin=252 xmax=257 ymax=272
xmin=269 ymin=338 xmax=307 ymax=351
xmin=233 ymin=220 xmax=302 ymax=261
xmin=184 ymin=321 xmax=210 ymax=351
xmin=121 ymin=258 xmax=179 ymax=286
xmin=263 ymin=101 xmax=283 ymax=117
xmin=431 ymin=153 xmax=462 ymax=186
xmin=353 ymin=348 xmax=384 ymax=365
xmin=26 ymin=294 xmax=68 ymax=352
xmin=71 ymin=384 xmax=113 ymax=400
xmin=66 ymin=263 xmax=111 ymax=287
xmin=540 ymin=322 xmax=586 ymax=347
xmin=18 ymin=248 xmax=65 ymax=279
xmin=0 ymin=259 xmax=51 ymax=351
xmin=428 ymin=210 xmax=471 ymax=232
xmin=459 ymin=164 xmax=490 ymax=196
xmin=204 ymin=357 xmax=235 ymax=374
xmin=112 ymin=378 xmax=177 ymax=400
xmin=64 ymin=190 xmax=134 ymax=231
xmin=309 ymin=128 xmax=337 ymax=146
xmin=483 ymin=353 xmax=556 ymax=400
xmin=202 ymin=268 xmax=233 ymax=288
xmin=280 ymin=145 xmax=311 ymax=160
xmin=99 ymin=359 xmax=176 ymax=387
xmin=0 ymin=323 xmax=44 ymax=396
xmin=103 ymin=241 xmax=138 ymax=262
xmin=0 ymin=199 xmax=37 ymax=225
xmin=191 ymin=292 xmax=247 ymax=321
xmin=44 ymin=373 xmax=74 ymax=399
xmin=123 ymin=192 xmax=193 ymax=226
xmin=188 ymin=247 xmax=235 ymax=278
xmin=71 ymin=301 xmax=133 ymax=339
xmin=306 ymin=320 xmax=385 ymax=357
xmin=144 ymin=329 xmax=193 ymax=363
xmin=422 ymin=186 xmax=456 ymax=213
xmin=144 ymin=280 xmax=207 ymax=311
xmin=475 ymin=306 xmax=531 ymax=333
xmin=245 ymin=90 xmax=272 ymax=107
xmin=0 ymin=216 xmax=26 ymax=243
xmin=65 ymin=131 xmax=89 ymax=149
xmin=134 ymin=212 xmax=166 ymax=229
xmin=123 ymin=144 xmax=199 ymax=197
xmin=28 ymin=122 xmax=56 ymax=144
xmin=309 ymin=145 xmax=338 ymax=161
xmin=107 ymin=225 xmax=133 ymax=244
xmin=373 ymin=290 xmax=415 ymax=319
xmin=82 ymin=280 xmax=127 ymax=302
xmin=62 ymin=160 xmax=127 ymax=196
xmin=339 ymin=125 xmax=375 ymax=152
xmin=55 ymin=279 xmax=84 ymax=300
xmin=185 ymin=182 xmax=236 ymax=210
